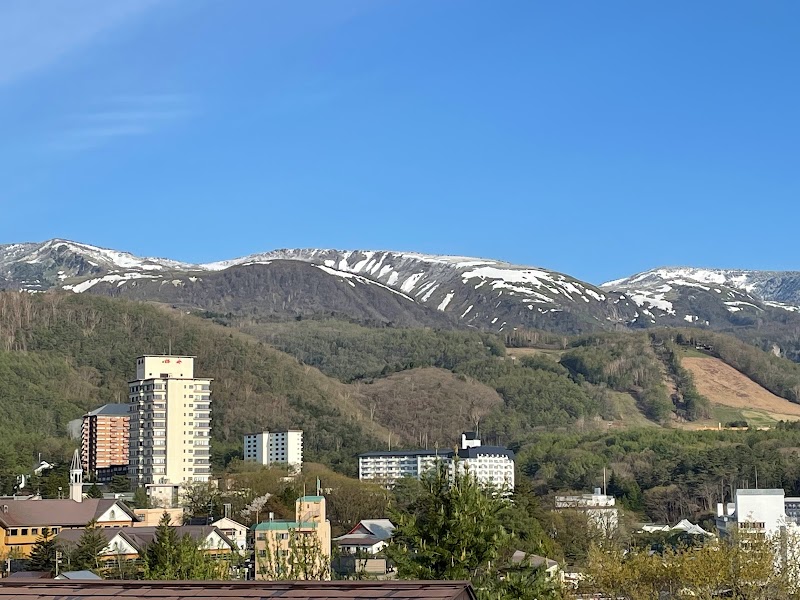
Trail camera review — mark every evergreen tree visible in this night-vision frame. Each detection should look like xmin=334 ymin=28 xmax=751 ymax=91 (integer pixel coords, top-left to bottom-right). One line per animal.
xmin=71 ymin=520 xmax=109 ymax=572
xmin=143 ymin=512 xmax=230 ymax=580
xmin=388 ymin=462 xmax=508 ymax=580
xmin=110 ymin=476 xmax=131 ymax=494
xmin=144 ymin=513 xmax=179 ymax=579
xmin=132 ymin=487 xmax=150 ymax=509
xmin=28 ymin=527 xmax=57 ymax=573
xmin=87 ymin=483 xmax=103 ymax=499
xmin=387 ymin=462 xmax=562 ymax=599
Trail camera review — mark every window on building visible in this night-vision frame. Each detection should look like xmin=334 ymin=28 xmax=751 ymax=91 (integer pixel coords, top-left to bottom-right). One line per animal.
xmin=10 ymin=529 xmax=17 ymax=536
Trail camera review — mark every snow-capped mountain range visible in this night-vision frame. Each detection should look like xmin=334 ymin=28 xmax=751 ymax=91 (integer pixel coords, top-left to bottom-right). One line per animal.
xmin=2 ymin=239 xmax=800 ymax=335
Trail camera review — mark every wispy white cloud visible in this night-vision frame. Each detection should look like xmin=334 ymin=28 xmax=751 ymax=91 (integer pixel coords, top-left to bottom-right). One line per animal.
xmin=0 ymin=0 xmax=161 ymax=87
xmin=52 ymin=93 xmax=197 ymax=151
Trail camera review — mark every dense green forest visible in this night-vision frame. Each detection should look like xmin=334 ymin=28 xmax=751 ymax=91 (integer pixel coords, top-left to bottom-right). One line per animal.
xmin=518 ymin=423 xmax=800 ymax=524
xmin=241 ymin=318 xmax=506 ymax=381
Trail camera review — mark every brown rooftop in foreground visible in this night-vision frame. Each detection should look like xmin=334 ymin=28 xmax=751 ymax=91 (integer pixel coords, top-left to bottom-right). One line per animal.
xmin=0 ymin=579 xmax=478 ymax=600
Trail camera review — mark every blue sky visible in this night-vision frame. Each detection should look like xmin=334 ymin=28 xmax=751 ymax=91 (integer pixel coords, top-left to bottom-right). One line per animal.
xmin=1 ymin=1 xmax=798 ymax=284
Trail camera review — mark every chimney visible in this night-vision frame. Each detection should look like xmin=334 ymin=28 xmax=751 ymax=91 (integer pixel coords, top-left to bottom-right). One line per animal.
xmin=716 ymin=502 xmax=724 ymax=517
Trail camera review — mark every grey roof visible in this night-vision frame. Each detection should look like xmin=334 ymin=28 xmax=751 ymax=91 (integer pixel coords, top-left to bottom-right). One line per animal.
xmin=462 ymin=432 xmax=479 ymax=440
xmin=510 ymin=551 xmax=558 ymax=569
xmin=54 ymin=571 xmax=102 ymax=580
xmin=359 ymin=450 xmax=455 ymax=458
xmin=56 ymin=526 xmax=235 ymax=553
xmin=360 ymin=519 xmax=395 ymax=540
xmin=359 ymin=446 xmax=514 ymax=460
xmin=736 ymin=489 xmax=784 ymax=496
xmin=0 ymin=499 xmax=137 ymax=528
xmin=457 ymin=446 xmax=515 ymax=460
xmin=85 ymin=404 xmax=130 ymax=417
xmin=331 ymin=520 xmax=398 ymax=545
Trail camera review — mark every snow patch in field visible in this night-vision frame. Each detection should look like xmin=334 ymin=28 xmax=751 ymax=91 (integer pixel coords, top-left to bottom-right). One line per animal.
xmin=461 ymin=305 xmax=473 ymax=318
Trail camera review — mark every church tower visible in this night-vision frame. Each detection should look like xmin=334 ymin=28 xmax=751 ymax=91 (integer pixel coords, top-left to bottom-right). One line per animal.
xmin=69 ymin=449 xmax=83 ymax=502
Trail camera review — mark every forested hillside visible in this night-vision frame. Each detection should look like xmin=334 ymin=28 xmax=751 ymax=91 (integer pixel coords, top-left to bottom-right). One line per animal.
xmin=518 ymin=424 xmax=800 ymax=525
xmin=0 ymin=292 xmax=390 ymax=474
xmin=5 ymin=290 xmax=800 ymax=499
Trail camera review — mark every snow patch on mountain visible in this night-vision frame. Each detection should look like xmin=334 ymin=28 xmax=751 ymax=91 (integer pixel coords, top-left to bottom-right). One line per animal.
xmin=764 ymin=301 xmax=800 ymax=313
xmin=438 ymin=292 xmax=455 ymax=311
xmin=627 ymin=290 xmax=675 ymax=315
xmin=63 ymin=272 xmax=159 ymax=293
xmin=313 ymin=265 xmax=414 ymax=301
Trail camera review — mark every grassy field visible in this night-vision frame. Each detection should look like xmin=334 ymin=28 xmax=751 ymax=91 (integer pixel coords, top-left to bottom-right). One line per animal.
xmin=506 ymin=347 xmax=566 ymax=360
xmin=682 ymin=356 xmax=800 ymax=425
xmin=677 ymin=346 xmax=712 ymax=359
xmin=608 ymin=391 xmax=659 ymax=428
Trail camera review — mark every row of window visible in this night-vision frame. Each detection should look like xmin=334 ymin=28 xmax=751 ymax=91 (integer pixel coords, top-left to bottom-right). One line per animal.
xmin=8 ymin=527 xmax=59 ymax=537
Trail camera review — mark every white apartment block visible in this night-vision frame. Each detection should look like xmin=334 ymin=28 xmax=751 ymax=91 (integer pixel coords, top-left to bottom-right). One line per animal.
xmin=358 ymin=433 xmax=515 ymax=491
xmin=555 ymin=488 xmax=619 ymax=532
xmin=243 ymin=430 xmax=303 ymax=473
xmin=128 ymin=356 xmax=212 ymax=499
xmin=716 ymin=488 xmax=788 ymax=538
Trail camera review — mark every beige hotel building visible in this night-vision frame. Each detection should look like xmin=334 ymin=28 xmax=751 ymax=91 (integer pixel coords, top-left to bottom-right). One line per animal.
xmin=128 ymin=356 xmax=212 ymax=506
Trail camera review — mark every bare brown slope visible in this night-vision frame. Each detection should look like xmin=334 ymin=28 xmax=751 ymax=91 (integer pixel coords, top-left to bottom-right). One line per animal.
xmin=682 ymin=357 xmax=800 ymax=420
xmin=354 ymin=367 xmax=503 ymax=448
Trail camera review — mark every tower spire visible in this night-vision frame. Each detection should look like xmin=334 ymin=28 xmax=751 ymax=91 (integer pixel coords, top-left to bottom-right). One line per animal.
xmin=69 ymin=449 xmax=83 ymax=503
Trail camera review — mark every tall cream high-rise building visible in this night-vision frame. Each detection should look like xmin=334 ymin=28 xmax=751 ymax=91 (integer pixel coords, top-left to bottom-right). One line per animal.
xmin=128 ymin=356 xmax=212 ymax=504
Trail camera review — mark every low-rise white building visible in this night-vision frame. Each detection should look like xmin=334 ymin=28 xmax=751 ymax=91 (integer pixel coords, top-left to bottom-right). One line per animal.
xmin=555 ymin=488 xmax=618 ymax=532
xmin=358 ymin=433 xmax=515 ymax=491
xmin=243 ymin=430 xmax=303 ymax=473
xmin=716 ymin=488 xmax=788 ymax=538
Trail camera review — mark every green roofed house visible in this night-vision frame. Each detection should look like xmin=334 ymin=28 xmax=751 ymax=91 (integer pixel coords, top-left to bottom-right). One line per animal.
xmin=253 ymin=495 xmax=331 ymax=580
